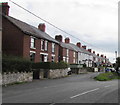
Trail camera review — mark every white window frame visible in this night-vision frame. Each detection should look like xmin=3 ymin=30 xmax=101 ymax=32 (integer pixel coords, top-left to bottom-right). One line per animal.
xmin=52 ymin=43 xmax=55 ymax=53
xmin=45 ymin=40 xmax=48 ymax=51
xmin=30 ymin=51 xmax=36 ymax=61
xmin=51 ymin=55 xmax=55 ymax=62
xmin=41 ymin=39 xmax=44 ymax=51
xmin=73 ymin=52 xmax=75 ymax=57
xmin=66 ymin=49 xmax=69 ymax=57
xmin=30 ymin=36 xmax=36 ymax=49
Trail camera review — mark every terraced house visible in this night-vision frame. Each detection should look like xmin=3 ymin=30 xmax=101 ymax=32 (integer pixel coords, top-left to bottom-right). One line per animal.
xmin=1 ymin=2 xmax=109 ymax=66
xmin=2 ymin=2 xmax=59 ymax=63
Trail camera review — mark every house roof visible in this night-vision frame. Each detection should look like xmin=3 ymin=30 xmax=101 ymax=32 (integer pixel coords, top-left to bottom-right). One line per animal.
xmin=60 ymin=42 xmax=75 ymax=51
xmin=3 ymin=14 xmax=59 ymax=44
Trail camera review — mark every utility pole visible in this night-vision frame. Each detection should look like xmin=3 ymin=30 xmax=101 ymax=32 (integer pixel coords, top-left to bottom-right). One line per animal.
xmin=115 ymin=51 xmax=117 ymax=60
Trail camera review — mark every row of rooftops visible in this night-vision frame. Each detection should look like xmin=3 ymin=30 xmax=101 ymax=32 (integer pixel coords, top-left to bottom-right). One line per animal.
xmin=1 ymin=2 xmax=108 ymax=61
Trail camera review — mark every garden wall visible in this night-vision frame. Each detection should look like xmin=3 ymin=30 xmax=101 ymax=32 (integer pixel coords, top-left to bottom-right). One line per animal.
xmin=2 ymin=72 xmax=33 ymax=85
xmin=48 ymin=68 xmax=70 ymax=79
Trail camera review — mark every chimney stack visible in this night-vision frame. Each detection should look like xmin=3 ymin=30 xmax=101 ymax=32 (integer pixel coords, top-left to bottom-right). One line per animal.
xmin=38 ymin=23 xmax=46 ymax=32
xmin=93 ymin=51 xmax=95 ymax=54
xmin=55 ymin=35 xmax=62 ymax=42
xmin=88 ymin=49 xmax=92 ymax=53
xmin=101 ymin=54 xmax=104 ymax=57
xmin=76 ymin=42 xmax=81 ymax=48
xmin=97 ymin=54 xmax=99 ymax=56
xmin=1 ymin=2 xmax=10 ymax=16
xmin=82 ymin=45 xmax=86 ymax=49
xmin=65 ymin=37 xmax=70 ymax=43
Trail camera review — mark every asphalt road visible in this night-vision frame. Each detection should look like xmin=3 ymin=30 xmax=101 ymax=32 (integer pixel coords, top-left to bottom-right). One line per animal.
xmin=2 ymin=72 xmax=119 ymax=104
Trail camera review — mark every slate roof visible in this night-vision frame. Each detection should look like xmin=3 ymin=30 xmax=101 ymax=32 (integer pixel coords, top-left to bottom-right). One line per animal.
xmin=3 ymin=14 xmax=59 ymax=44
xmin=66 ymin=43 xmax=92 ymax=54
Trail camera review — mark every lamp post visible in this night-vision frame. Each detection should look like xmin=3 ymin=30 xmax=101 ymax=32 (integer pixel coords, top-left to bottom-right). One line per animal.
xmin=115 ymin=51 xmax=117 ymax=60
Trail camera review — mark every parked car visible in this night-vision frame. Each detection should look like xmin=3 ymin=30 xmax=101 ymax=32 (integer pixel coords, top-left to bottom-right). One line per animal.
xmin=110 ymin=68 xmax=116 ymax=72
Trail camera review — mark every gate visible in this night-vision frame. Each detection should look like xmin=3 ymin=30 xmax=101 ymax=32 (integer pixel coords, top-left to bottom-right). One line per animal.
xmin=33 ymin=70 xmax=40 ymax=79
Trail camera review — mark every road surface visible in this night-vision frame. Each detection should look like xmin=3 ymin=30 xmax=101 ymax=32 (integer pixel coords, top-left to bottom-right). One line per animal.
xmin=2 ymin=72 xmax=119 ymax=104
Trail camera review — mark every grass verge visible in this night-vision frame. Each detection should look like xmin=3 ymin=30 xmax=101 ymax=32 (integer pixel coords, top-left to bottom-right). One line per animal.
xmin=3 ymin=81 xmax=28 ymax=87
xmin=94 ymin=72 xmax=120 ymax=81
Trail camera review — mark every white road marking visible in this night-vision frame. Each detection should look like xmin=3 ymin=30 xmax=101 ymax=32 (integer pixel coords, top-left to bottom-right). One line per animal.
xmin=44 ymin=85 xmax=57 ymax=89
xmin=70 ymin=88 xmax=99 ymax=99
xmin=104 ymin=85 xmax=114 ymax=88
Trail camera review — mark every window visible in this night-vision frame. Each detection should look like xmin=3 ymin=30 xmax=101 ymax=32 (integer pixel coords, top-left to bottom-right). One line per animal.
xmin=30 ymin=52 xmax=35 ymax=61
xmin=66 ymin=57 xmax=69 ymax=63
xmin=30 ymin=37 xmax=35 ymax=48
xmin=41 ymin=39 xmax=45 ymax=51
xmin=63 ymin=57 xmax=66 ymax=62
xmin=73 ymin=52 xmax=75 ymax=57
xmin=45 ymin=41 xmax=48 ymax=51
xmin=66 ymin=49 xmax=69 ymax=56
xmin=52 ymin=56 xmax=55 ymax=62
xmin=52 ymin=43 xmax=55 ymax=53
xmin=73 ymin=59 xmax=75 ymax=63
xmin=44 ymin=55 xmax=48 ymax=62
xmin=40 ymin=54 xmax=48 ymax=62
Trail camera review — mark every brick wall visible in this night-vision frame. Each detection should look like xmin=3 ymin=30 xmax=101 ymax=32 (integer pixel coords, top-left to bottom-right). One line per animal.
xmin=2 ymin=16 xmax=24 ymax=56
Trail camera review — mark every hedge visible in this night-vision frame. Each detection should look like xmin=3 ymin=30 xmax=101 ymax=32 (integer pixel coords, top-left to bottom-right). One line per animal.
xmin=2 ymin=56 xmax=68 ymax=72
xmin=2 ymin=56 xmax=32 ymax=73
xmin=32 ymin=62 xmax=68 ymax=70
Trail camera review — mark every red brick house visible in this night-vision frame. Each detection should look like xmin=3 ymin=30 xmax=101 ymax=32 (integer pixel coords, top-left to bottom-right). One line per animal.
xmin=2 ymin=3 xmax=59 ymax=62
xmin=55 ymin=35 xmax=78 ymax=64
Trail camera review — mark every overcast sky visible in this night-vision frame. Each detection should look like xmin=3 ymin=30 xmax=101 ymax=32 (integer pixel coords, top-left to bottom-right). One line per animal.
xmin=2 ymin=0 xmax=119 ymax=63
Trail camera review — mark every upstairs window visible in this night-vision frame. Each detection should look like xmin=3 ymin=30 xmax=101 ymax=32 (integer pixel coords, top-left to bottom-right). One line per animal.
xmin=66 ymin=49 xmax=69 ymax=56
xmin=41 ymin=39 xmax=45 ymax=51
xmin=73 ymin=52 xmax=75 ymax=57
xmin=45 ymin=41 xmax=48 ymax=51
xmin=30 ymin=37 xmax=35 ymax=49
xmin=52 ymin=43 xmax=55 ymax=53
xmin=41 ymin=40 xmax=48 ymax=51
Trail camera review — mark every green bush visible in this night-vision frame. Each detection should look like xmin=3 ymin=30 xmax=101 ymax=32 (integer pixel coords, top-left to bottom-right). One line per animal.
xmin=94 ymin=72 xmax=120 ymax=81
xmin=32 ymin=62 xmax=68 ymax=70
xmin=2 ymin=56 xmax=32 ymax=73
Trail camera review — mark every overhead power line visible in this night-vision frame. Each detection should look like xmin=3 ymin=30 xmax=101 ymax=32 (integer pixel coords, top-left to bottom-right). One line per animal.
xmin=9 ymin=0 xmax=108 ymax=53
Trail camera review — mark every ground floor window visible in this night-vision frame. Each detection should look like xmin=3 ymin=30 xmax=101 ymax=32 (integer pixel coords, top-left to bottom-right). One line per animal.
xmin=51 ymin=56 xmax=55 ymax=62
xmin=40 ymin=54 xmax=48 ymax=62
xmin=30 ymin=52 xmax=35 ymax=62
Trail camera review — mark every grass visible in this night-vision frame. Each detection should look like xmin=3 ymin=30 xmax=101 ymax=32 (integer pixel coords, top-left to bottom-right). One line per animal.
xmin=3 ymin=81 xmax=28 ymax=87
xmin=94 ymin=72 xmax=120 ymax=81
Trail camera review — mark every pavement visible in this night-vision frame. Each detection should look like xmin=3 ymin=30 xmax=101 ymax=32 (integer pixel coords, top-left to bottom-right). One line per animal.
xmin=2 ymin=72 xmax=119 ymax=104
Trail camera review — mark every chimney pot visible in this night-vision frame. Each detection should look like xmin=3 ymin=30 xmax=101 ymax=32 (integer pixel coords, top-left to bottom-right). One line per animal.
xmin=55 ymin=35 xmax=62 ymax=42
xmin=1 ymin=2 xmax=10 ymax=16
xmin=82 ymin=45 xmax=86 ymax=49
xmin=38 ymin=23 xmax=46 ymax=32
xmin=97 ymin=54 xmax=99 ymax=56
xmin=65 ymin=37 xmax=70 ymax=43
xmin=88 ymin=49 xmax=92 ymax=53
xmin=76 ymin=42 xmax=81 ymax=48
xmin=93 ymin=51 xmax=95 ymax=54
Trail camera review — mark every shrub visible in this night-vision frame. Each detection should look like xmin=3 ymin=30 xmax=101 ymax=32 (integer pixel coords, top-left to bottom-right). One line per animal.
xmin=94 ymin=72 xmax=120 ymax=81
xmin=2 ymin=56 xmax=32 ymax=73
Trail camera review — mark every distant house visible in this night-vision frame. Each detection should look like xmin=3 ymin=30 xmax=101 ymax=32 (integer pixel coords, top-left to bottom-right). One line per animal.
xmin=2 ymin=2 xmax=59 ymax=62
xmin=55 ymin=35 xmax=78 ymax=64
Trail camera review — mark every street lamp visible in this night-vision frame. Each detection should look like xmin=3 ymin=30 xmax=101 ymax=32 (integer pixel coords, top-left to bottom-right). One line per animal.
xmin=115 ymin=51 xmax=117 ymax=60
